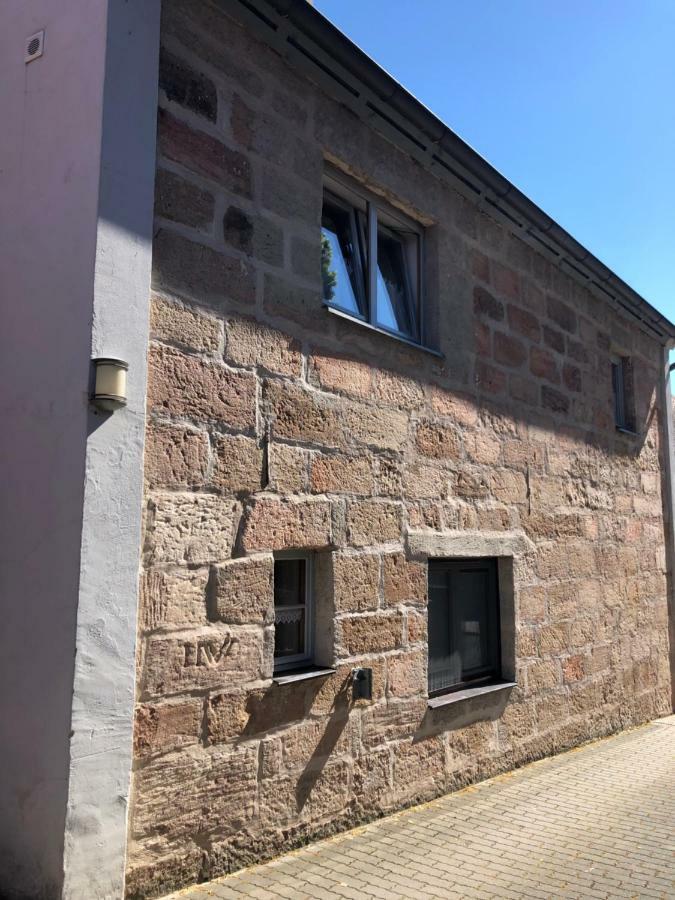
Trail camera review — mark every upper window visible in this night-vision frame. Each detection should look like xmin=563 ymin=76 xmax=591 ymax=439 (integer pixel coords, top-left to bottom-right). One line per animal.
xmin=273 ymin=554 xmax=313 ymax=672
xmin=427 ymin=558 xmax=500 ymax=696
xmin=611 ymin=354 xmax=634 ymax=432
xmin=321 ymin=172 xmax=422 ymax=343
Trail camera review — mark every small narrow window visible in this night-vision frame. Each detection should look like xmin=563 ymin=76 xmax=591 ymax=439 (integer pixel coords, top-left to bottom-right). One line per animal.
xmin=273 ymin=555 xmax=313 ymax=672
xmin=428 ymin=558 xmax=500 ymax=696
xmin=611 ymin=354 xmax=634 ymax=431
xmin=321 ymin=173 xmax=422 ymax=344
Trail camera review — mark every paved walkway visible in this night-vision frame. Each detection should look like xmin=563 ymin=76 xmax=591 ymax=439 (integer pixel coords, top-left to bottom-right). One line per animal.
xmin=166 ymin=716 xmax=675 ymax=900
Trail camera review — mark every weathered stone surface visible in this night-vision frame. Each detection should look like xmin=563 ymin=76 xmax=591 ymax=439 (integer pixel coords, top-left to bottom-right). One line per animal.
xmin=154 ymin=168 xmax=214 ymax=229
xmin=131 ymin=744 xmax=258 ymax=842
xmin=310 ymin=453 xmax=373 ymax=495
xmin=310 ymin=353 xmax=373 ymax=399
xmin=205 ymin=691 xmax=252 ymax=744
xmin=346 ymin=501 xmax=402 ymax=546
xmin=158 ymin=109 xmax=251 ymax=197
xmin=382 ymin=553 xmax=426 ymax=607
xmin=224 ymin=317 xmax=302 ymax=376
xmin=145 ymin=422 xmax=208 ymax=489
xmin=332 ymin=552 xmax=380 ymax=613
xmin=153 ymin=229 xmax=255 ymax=310
xmin=147 ymin=344 xmax=256 ymax=430
xmin=223 ymin=205 xmax=283 ymax=266
xmin=145 ymin=493 xmax=236 ymax=565
xmin=415 ymin=421 xmax=462 ymax=460
xmin=159 ymin=48 xmax=217 ymax=121
xmin=134 ymin=698 xmax=203 ymax=758
xmin=267 ymin=443 xmax=308 ymax=492
xmin=143 ymin=626 xmax=267 ymax=696
xmin=240 ymin=498 xmax=332 ymax=551
xmin=140 ymin=567 xmax=209 ymax=630
xmin=211 ymin=555 xmax=274 ymax=625
xmin=265 ymin=380 xmax=344 ymax=450
xmin=387 ymin=650 xmax=426 ymax=698
xmin=150 ymin=295 xmax=222 ymax=352
xmin=210 ymin=433 xmax=263 ymax=494
xmin=337 ymin=612 xmax=404 ymax=656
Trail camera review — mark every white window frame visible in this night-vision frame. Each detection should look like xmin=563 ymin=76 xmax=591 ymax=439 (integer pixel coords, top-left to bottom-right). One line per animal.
xmin=322 ymin=168 xmax=424 ymax=346
xmin=273 ymin=551 xmax=314 ymax=673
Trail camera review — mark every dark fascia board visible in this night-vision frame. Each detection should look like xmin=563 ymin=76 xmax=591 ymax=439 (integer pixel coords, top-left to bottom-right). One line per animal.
xmin=227 ymin=0 xmax=675 ymax=343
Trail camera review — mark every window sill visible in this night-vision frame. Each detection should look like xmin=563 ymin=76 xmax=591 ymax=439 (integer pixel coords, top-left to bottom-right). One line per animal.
xmin=272 ymin=666 xmax=336 ymax=686
xmin=325 ymin=304 xmax=443 ymax=358
xmin=615 ymin=426 xmax=638 ymax=437
xmin=428 ymin=680 xmax=516 ymax=710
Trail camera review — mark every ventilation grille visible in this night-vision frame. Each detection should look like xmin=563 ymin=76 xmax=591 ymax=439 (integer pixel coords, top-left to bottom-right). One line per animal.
xmin=25 ymin=31 xmax=44 ymax=63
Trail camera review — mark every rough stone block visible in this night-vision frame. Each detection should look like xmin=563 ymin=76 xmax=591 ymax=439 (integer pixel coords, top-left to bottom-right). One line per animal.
xmin=140 ymin=567 xmax=209 ymax=630
xmin=309 ymin=353 xmax=373 ymax=399
xmin=387 ymin=650 xmax=427 ymax=698
xmin=223 ymin=205 xmax=283 ymax=267
xmin=267 ymin=443 xmax=308 ymax=492
xmin=224 ymin=316 xmax=302 ymax=377
xmin=530 ymin=347 xmax=560 ymax=384
xmin=211 ymin=555 xmax=274 ymax=625
xmin=541 ymin=385 xmax=570 ymax=414
xmin=145 ymin=492 xmax=236 ymax=565
xmin=210 ymin=433 xmax=263 ymax=494
xmin=346 ymin=500 xmax=402 ymax=546
xmin=337 ymin=612 xmax=404 ymax=656
xmin=147 ymin=344 xmax=256 ymax=430
xmin=473 ymin=285 xmax=504 ymax=321
xmin=145 ymin=422 xmax=208 ymax=489
xmin=205 ymin=691 xmax=253 ymax=744
xmin=240 ymin=498 xmax=332 ymax=552
xmin=153 ymin=229 xmax=255 ymax=310
xmin=372 ymin=371 xmax=425 ymax=409
xmin=158 ymin=108 xmax=251 ymax=197
xmin=507 ymin=304 xmax=540 ymax=343
xmin=150 ymin=296 xmax=222 ymax=352
xmin=361 ymin=698 xmax=427 ymax=747
xmin=154 ymin=168 xmax=215 ymax=230
xmin=143 ymin=626 xmax=267 ymax=696
xmin=159 ymin=49 xmax=217 ymax=121
xmin=415 ymin=421 xmax=462 ymax=460
xmin=494 ymin=331 xmax=527 ymax=369
xmin=310 ymin=453 xmax=373 ymax=495
xmin=382 ymin=553 xmax=426 ymax=607
xmin=474 ymin=360 xmax=506 ymax=395
xmin=547 ymin=295 xmax=577 ymax=334
xmin=392 ymin=736 xmax=446 ymax=799
xmin=134 ymin=698 xmax=203 ymax=758
xmin=131 ymin=744 xmax=258 ymax=842
xmin=265 ymin=380 xmax=344 ymax=450
xmin=332 ymin=552 xmax=381 ymax=613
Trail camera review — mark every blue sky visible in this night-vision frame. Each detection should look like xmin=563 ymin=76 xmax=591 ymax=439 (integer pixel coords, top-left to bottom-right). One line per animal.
xmin=315 ymin=0 xmax=675 ymax=328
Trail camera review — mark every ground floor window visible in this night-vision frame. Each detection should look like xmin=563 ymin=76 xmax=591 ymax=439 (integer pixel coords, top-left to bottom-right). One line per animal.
xmin=273 ymin=553 xmax=313 ymax=672
xmin=428 ymin=557 xmax=501 ymax=696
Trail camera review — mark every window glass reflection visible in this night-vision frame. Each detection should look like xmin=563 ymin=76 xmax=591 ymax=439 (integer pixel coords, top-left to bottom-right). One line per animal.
xmin=376 ymin=227 xmax=416 ymax=338
xmin=321 ymin=200 xmax=364 ymax=317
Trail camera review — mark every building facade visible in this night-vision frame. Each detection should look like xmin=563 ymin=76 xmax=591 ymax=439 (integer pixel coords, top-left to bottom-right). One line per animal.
xmin=2 ymin=1 xmax=675 ymax=898
xmin=126 ymin=1 xmax=675 ymax=896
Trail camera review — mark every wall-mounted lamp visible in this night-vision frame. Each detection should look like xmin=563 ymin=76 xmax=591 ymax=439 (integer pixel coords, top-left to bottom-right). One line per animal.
xmin=92 ymin=357 xmax=128 ymax=412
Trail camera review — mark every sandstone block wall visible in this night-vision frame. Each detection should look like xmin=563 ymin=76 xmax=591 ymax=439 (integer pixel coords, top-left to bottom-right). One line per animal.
xmin=126 ymin=2 xmax=673 ymax=896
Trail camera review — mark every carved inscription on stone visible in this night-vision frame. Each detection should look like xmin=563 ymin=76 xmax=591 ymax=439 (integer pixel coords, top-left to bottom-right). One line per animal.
xmin=183 ymin=635 xmax=239 ymax=668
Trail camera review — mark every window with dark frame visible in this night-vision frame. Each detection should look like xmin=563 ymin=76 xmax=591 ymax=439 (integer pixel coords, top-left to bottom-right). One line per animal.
xmin=427 ymin=558 xmax=501 ymax=696
xmin=273 ymin=555 xmax=313 ymax=672
xmin=321 ymin=173 xmax=422 ymax=344
xmin=611 ymin=354 xmax=633 ymax=431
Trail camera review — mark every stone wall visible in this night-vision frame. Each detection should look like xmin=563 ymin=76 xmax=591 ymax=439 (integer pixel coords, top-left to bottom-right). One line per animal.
xmin=126 ymin=2 xmax=673 ymax=896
